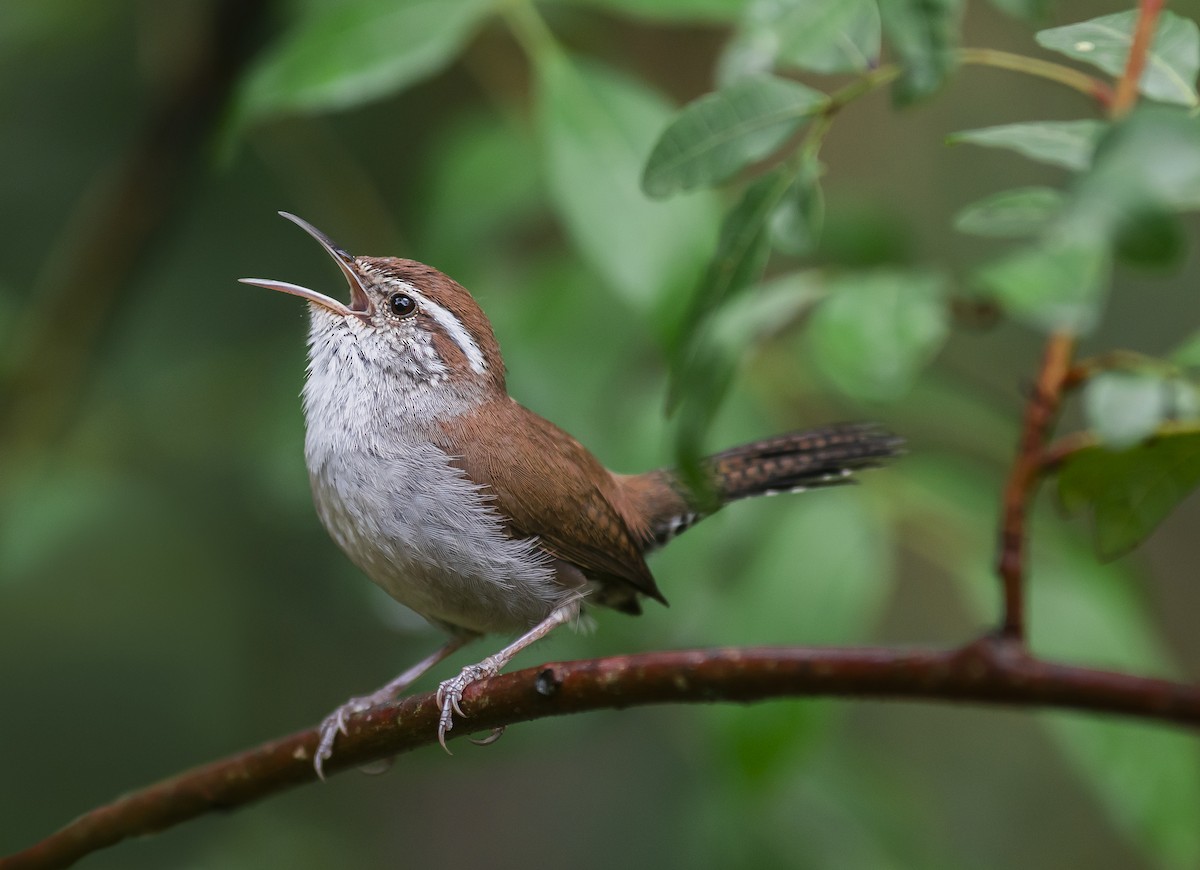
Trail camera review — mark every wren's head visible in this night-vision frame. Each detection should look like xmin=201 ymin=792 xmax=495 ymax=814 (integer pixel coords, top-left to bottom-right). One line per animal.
xmin=241 ymin=213 xmax=507 ymax=437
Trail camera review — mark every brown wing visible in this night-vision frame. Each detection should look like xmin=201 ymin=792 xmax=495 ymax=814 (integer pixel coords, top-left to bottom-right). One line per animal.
xmin=434 ymin=398 xmax=666 ymax=607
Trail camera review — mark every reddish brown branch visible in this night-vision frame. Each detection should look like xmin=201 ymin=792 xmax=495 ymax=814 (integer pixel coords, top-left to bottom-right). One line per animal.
xmin=5 ymin=638 xmax=1200 ymax=870
xmin=1112 ymin=0 xmax=1165 ymax=119
xmin=996 ymin=332 xmax=1076 ymax=640
xmin=995 ymin=0 xmax=1169 ymax=638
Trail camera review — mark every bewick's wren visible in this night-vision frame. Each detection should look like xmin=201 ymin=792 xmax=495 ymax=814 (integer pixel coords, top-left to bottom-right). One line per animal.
xmin=241 ymin=212 xmax=902 ymax=777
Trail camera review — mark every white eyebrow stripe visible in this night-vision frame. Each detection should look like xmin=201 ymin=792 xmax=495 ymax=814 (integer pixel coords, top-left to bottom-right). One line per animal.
xmin=405 ymin=284 xmax=488 ymax=375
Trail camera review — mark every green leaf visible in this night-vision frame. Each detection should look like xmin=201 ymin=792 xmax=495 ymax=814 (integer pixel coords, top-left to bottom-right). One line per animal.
xmin=1112 ymin=206 xmax=1186 ymax=269
xmin=947 ymin=120 xmax=1106 ymax=171
xmin=572 ymin=0 xmax=748 ymax=22
xmin=985 ymin=0 xmax=1051 ymax=23
xmin=973 ymin=239 xmax=1110 ymax=334
xmin=684 ymin=270 xmax=828 ymax=427
xmin=1172 ymin=378 xmax=1200 ymax=420
xmin=1083 ymin=371 xmax=1175 ymax=449
xmin=964 ymin=111 xmax=1200 ymax=337
xmin=880 ymin=0 xmax=964 ymax=104
xmin=1046 ymin=717 xmax=1200 ymax=868
xmin=1071 ymin=108 xmax=1200 ymax=230
xmin=669 ymin=167 xmax=795 ymax=431
xmin=719 ymin=0 xmax=881 ymax=82
xmin=736 ymin=489 xmax=891 ymax=643
xmin=769 ymin=157 xmax=825 ymax=255
xmin=778 ymin=0 xmax=881 ymax=75
xmin=807 ymin=269 xmax=949 ymax=402
xmin=537 ymin=55 xmax=720 ymax=315
xmin=1029 ymin=556 xmax=1200 ymax=866
xmin=1057 ymin=427 xmax=1200 ymax=558
xmin=233 ymin=0 xmax=492 ymax=123
xmin=953 ymin=186 xmax=1065 ymax=238
xmin=1172 ymin=330 xmax=1200 ymax=368
xmin=693 ymin=488 xmax=892 ymax=787
xmin=1036 ymin=10 xmax=1200 ymax=108
xmin=419 ymin=113 xmax=543 ymax=265
xmin=709 ymin=270 xmax=828 ymax=352
xmin=678 ymin=166 xmax=796 ymax=346
xmin=641 ymin=75 xmax=827 ymax=199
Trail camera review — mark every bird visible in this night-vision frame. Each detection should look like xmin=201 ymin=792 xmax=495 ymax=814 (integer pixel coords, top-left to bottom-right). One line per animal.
xmin=240 ymin=211 xmax=902 ymax=777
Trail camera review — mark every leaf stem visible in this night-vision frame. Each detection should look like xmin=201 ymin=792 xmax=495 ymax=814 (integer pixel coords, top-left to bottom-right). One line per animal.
xmin=958 ymin=48 xmax=1114 ymax=107
xmin=797 ymin=65 xmax=900 ymax=162
xmin=1065 ymin=349 xmax=1186 ymax=389
xmin=1036 ymin=430 xmax=1098 ymax=472
xmin=1111 ymin=0 xmax=1165 ymax=118
xmin=825 ymin=64 xmax=903 ymax=113
xmin=501 ymin=0 xmax=560 ymax=65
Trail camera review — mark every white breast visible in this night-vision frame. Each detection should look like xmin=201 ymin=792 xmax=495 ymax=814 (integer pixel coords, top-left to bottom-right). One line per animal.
xmin=307 ymin=437 xmax=568 ymax=634
xmin=300 ymin=311 xmax=565 ymax=634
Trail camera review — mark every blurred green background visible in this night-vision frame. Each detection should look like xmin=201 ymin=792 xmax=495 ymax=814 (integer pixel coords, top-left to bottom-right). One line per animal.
xmin=2 ymin=0 xmax=1199 ymax=867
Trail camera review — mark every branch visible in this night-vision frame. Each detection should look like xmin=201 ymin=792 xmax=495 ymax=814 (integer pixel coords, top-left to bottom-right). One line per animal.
xmin=5 ymin=638 xmax=1200 ymax=870
xmin=992 ymin=1 xmax=1171 ymax=641
xmin=995 ymin=331 xmax=1076 ymax=640
xmin=958 ymin=48 xmax=1114 ymax=106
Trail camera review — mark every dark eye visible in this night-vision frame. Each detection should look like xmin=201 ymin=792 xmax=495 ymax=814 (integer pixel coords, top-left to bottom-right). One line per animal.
xmin=388 ymin=292 xmax=417 ymax=318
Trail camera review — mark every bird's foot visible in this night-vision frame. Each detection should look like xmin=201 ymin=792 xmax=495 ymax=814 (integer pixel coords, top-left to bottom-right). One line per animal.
xmin=435 ymin=658 xmax=502 ymax=753
xmin=313 ymin=687 xmax=395 ymax=779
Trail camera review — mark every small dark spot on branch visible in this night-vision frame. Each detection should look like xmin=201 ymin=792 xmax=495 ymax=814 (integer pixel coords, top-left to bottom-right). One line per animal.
xmin=535 ymin=668 xmax=562 ymax=697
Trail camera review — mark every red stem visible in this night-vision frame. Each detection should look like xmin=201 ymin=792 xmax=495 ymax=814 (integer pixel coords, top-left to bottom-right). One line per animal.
xmin=994 ymin=1 xmax=1170 ymax=639
xmin=1112 ymin=0 xmax=1166 ymax=119
xmin=996 ymin=331 xmax=1076 ymax=640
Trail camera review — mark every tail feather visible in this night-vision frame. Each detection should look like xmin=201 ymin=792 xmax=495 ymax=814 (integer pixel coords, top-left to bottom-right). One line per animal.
xmin=643 ymin=423 xmax=902 ymax=549
xmin=708 ymin=422 xmax=903 ymax=502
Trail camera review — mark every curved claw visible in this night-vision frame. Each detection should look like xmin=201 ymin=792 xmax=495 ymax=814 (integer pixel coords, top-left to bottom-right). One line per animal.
xmin=434 ymin=658 xmax=506 ymax=754
xmin=469 ymin=727 xmax=506 ymax=747
xmin=312 ymin=695 xmax=381 ymax=779
xmin=314 ymin=718 xmax=341 ymax=781
xmin=436 ymin=669 xmax=478 ymax=754
xmin=437 ymin=712 xmax=455 ymax=755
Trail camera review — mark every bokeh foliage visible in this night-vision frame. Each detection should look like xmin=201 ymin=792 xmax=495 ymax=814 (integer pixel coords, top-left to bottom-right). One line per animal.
xmin=2 ymin=0 xmax=1199 ymax=867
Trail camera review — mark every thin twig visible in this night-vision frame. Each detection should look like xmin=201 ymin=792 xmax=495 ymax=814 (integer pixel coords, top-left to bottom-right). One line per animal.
xmin=992 ymin=0 xmax=1168 ymax=640
xmin=958 ymin=48 xmax=1114 ymax=106
xmin=995 ymin=331 xmax=1076 ymax=640
xmin=1112 ymin=0 xmax=1165 ymax=118
xmin=4 ymin=637 xmax=1199 ymax=870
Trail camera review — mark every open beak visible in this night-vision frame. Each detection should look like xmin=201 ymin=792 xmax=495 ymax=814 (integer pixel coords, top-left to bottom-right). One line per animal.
xmin=239 ymin=212 xmax=373 ymax=317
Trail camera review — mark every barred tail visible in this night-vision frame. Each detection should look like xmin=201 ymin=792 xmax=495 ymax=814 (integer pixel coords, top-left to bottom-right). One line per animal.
xmin=641 ymin=423 xmax=903 ymax=549
xmin=707 ymin=422 xmax=903 ymax=503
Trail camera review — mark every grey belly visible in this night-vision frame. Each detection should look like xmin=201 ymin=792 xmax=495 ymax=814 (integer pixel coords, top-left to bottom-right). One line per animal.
xmin=307 ymin=447 xmax=567 ymax=635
